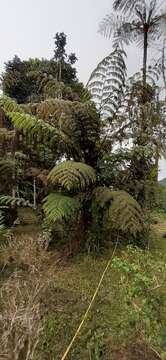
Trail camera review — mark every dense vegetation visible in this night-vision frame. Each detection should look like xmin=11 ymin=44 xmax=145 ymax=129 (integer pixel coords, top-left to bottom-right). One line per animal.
xmin=0 ymin=1 xmax=166 ymax=359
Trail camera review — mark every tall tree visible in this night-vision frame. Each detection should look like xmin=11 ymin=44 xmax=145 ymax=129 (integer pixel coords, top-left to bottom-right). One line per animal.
xmin=1 ymin=34 xmax=79 ymax=103
xmin=53 ymin=32 xmax=77 ymax=82
xmin=99 ymin=0 xmax=166 ymax=88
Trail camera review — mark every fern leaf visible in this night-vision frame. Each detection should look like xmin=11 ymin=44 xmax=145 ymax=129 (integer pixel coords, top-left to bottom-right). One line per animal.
xmin=107 ymin=190 xmax=144 ymax=237
xmin=87 ymin=47 xmax=126 ymax=118
xmin=0 ymin=96 xmax=58 ymax=141
xmin=113 ymin=0 xmax=144 ymax=14
xmin=0 ymin=195 xmax=31 ymax=208
xmin=48 ymin=161 xmax=96 ymax=191
xmin=93 ymin=186 xmax=113 ymax=207
xmin=0 ymin=95 xmax=22 ymax=113
xmin=0 ymin=210 xmax=6 ymax=233
xmin=93 ymin=187 xmax=144 ymax=237
xmin=43 ymin=193 xmax=80 ymax=222
xmin=0 ymin=159 xmax=15 ymax=175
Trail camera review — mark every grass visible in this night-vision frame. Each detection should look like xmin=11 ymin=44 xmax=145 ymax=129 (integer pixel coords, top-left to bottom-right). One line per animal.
xmin=1 ymin=210 xmax=166 ymax=359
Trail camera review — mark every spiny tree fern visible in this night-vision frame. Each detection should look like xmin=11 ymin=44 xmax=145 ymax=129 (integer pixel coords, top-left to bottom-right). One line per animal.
xmin=93 ymin=187 xmax=144 ymax=237
xmin=45 ymin=160 xmax=145 ymax=243
xmin=99 ymin=0 xmax=166 ymax=86
xmin=43 ymin=193 xmax=80 ymax=222
xmin=1 ymin=96 xmax=100 ymax=165
xmin=48 ymin=161 xmax=96 ymax=191
xmin=87 ymin=47 xmax=127 ymax=118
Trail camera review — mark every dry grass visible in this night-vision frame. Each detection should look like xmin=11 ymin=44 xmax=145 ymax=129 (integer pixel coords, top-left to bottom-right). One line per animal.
xmin=0 ymin=272 xmax=43 ymax=360
xmin=0 ymin=234 xmax=61 ymax=360
xmin=0 ymin=235 xmax=60 ymax=276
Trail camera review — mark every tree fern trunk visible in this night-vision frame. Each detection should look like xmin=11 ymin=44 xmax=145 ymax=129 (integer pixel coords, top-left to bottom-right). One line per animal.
xmin=59 ymin=61 xmax=62 ymax=82
xmin=33 ymin=177 xmax=37 ymax=209
xmin=143 ymin=28 xmax=148 ymax=89
xmin=11 ymin=128 xmax=18 ymax=198
xmin=162 ymin=40 xmax=166 ymax=100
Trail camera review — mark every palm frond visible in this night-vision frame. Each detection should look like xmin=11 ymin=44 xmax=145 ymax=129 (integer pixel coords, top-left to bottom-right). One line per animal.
xmin=43 ymin=193 xmax=80 ymax=222
xmin=48 ymin=161 xmax=96 ymax=191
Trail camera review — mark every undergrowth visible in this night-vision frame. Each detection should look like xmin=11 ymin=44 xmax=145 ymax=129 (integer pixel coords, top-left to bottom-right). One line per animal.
xmin=0 ymin=215 xmax=166 ymax=359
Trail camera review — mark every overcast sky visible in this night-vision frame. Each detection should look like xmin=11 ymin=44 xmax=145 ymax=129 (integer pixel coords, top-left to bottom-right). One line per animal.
xmin=0 ymin=0 xmax=165 ymax=178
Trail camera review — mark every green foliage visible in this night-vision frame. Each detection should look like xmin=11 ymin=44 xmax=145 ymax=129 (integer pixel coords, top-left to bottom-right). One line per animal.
xmin=0 ymin=95 xmax=21 ymax=113
xmin=94 ymin=188 xmax=145 ymax=239
xmin=1 ymin=36 xmax=78 ymax=104
xmin=8 ymin=111 xmax=58 ymax=140
xmin=107 ymin=191 xmax=144 ymax=237
xmin=0 ymin=210 xmax=6 ymax=237
xmin=48 ymin=161 xmax=96 ymax=191
xmin=0 ymin=158 xmax=15 ymax=175
xmin=0 ymin=195 xmax=31 ymax=208
xmin=43 ymin=193 xmax=80 ymax=222
xmin=111 ymin=246 xmax=166 ymax=357
xmin=87 ymin=47 xmax=126 ymax=118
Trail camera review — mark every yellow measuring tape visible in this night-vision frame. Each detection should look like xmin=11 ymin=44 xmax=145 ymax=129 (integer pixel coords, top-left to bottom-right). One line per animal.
xmin=60 ymin=241 xmax=118 ymax=360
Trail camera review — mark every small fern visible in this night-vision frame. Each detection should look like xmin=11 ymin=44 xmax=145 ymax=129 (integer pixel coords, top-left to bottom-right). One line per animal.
xmin=48 ymin=161 xmax=96 ymax=191
xmin=43 ymin=193 xmax=80 ymax=222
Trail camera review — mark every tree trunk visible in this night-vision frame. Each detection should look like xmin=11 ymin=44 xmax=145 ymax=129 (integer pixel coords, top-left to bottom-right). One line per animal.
xmin=143 ymin=28 xmax=148 ymax=89
xmin=33 ymin=177 xmax=37 ymax=209
xmin=11 ymin=128 xmax=18 ymax=198
xmin=162 ymin=39 xmax=166 ymax=100
xmin=59 ymin=61 xmax=62 ymax=82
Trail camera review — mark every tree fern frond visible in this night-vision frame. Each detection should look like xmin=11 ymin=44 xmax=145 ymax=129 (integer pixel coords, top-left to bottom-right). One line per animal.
xmin=0 ymin=195 xmax=31 ymax=208
xmin=0 ymin=159 xmax=15 ymax=175
xmin=48 ymin=161 xmax=96 ymax=191
xmin=93 ymin=187 xmax=144 ymax=237
xmin=87 ymin=48 xmax=126 ymax=118
xmin=43 ymin=193 xmax=80 ymax=222
xmin=106 ymin=190 xmax=144 ymax=237
xmin=113 ymin=0 xmax=145 ymax=14
xmin=0 ymin=95 xmax=22 ymax=113
xmin=7 ymin=111 xmax=58 ymax=141
xmin=0 ymin=210 xmax=6 ymax=233
xmin=93 ymin=186 xmax=113 ymax=207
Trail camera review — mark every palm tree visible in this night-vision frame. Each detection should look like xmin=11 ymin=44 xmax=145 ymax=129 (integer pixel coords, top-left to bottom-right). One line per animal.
xmin=99 ymin=0 xmax=166 ymax=88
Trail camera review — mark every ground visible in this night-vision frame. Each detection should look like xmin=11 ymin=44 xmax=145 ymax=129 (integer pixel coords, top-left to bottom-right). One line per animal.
xmin=0 ymin=209 xmax=166 ymax=359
